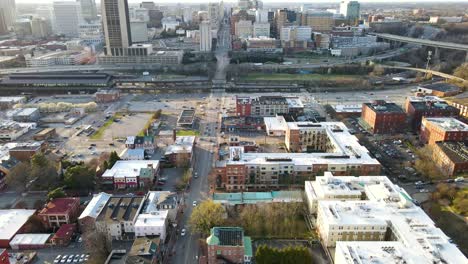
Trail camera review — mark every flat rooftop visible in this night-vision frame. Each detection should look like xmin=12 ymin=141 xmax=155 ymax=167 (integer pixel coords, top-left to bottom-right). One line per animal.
xmin=435 ymin=141 xmax=468 ymax=163
xmin=419 ymin=82 xmax=461 ymax=93
xmin=102 ymin=160 xmax=159 ymax=179
xmin=332 ymin=104 xmax=362 ymax=113
xmin=165 ymin=136 xmax=195 ymax=155
xmin=96 ymin=196 xmax=144 ymax=223
xmin=423 ymin=117 xmax=468 ymax=132
xmin=1 ymin=73 xmax=112 ymax=85
xmin=364 ymin=101 xmax=404 ymax=113
xmin=225 ymin=122 xmax=379 ymax=166
xmin=177 ymin=109 xmax=195 ymax=125
xmin=0 ymin=209 xmax=36 ymax=240
xmin=10 ymin=234 xmax=51 ymax=246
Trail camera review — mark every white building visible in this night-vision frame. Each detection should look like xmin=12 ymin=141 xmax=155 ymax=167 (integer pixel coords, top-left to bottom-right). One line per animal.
xmin=429 ymin=16 xmax=463 ymax=24
xmin=130 ymin=21 xmax=149 ymax=43
xmin=102 ymin=160 xmax=159 ymax=189
xmin=235 ymin=20 xmax=253 ymax=39
xmin=281 ymin=26 xmax=312 ymax=41
xmin=200 ymin=21 xmax=212 ymax=52
xmin=35 ymin=6 xmax=55 ymax=32
xmin=255 ymin=9 xmax=269 ymax=23
xmin=162 ymin=17 xmax=180 ymax=31
xmin=53 ymin=1 xmax=82 ymax=37
xmin=253 ymin=22 xmax=270 ymax=38
xmin=0 ymin=120 xmax=36 ymax=141
xmin=25 ymin=50 xmax=90 ymax=68
xmin=130 ymin=7 xmax=149 ymax=23
xmin=305 ymin=172 xmax=468 ymax=263
xmin=264 ymin=116 xmax=288 ymax=136
xmin=0 ymin=210 xmax=36 ymax=247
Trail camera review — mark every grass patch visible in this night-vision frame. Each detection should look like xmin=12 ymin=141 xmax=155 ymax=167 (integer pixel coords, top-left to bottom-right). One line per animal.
xmin=241 ymin=73 xmax=362 ymax=82
xmin=176 ymin=130 xmax=200 ymax=136
xmin=90 ymin=114 xmax=122 ymax=140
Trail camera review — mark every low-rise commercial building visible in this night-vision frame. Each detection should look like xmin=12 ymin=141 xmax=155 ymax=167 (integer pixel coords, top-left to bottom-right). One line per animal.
xmin=25 ymin=50 xmax=93 ymax=67
xmin=102 ymin=160 xmax=160 ymax=189
xmin=95 ymin=90 xmax=120 ymax=103
xmin=78 ymin=192 xmax=112 ymax=231
xmin=206 ymin=227 xmax=252 ymax=264
xmin=97 ymin=50 xmax=183 ymax=65
xmin=417 ymin=82 xmax=461 ymax=97
xmin=10 ymin=108 xmax=40 ymax=122
xmin=33 ymin=128 xmax=56 ymax=141
xmin=8 ymin=141 xmax=43 ymax=162
xmin=361 ymin=100 xmax=406 ymax=134
xmin=0 ymin=209 xmax=36 ymax=248
xmin=38 ymin=197 xmax=81 ymax=229
xmin=405 ymin=96 xmax=459 ymax=131
xmin=127 ymin=237 xmax=161 ymax=264
xmin=0 ymin=120 xmax=36 ymax=141
xmin=420 ymin=117 xmax=468 ymax=145
xmin=245 ymin=37 xmax=282 ymax=53
xmin=50 ymin=223 xmax=76 ymax=246
xmin=264 ymin=116 xmax=288 ymax=136
xmin=431 ymin=141 xmax=468 ymax=176
xmin=9 ymin=234 xmax=51 ymax=250
xmin=213 ymin=191 xmax=302 ymax=206
xmin=0 ymin=97 xmax=26 ymax=110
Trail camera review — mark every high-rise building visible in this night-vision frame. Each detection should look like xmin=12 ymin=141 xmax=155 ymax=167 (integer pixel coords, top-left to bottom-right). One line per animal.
xmin=303 ymin=10 xmax=334 ymax=32
xmin=101 ymin=0 xmax=132 ymax=56
xmin=140 ymin=1 xmax=156 ymax=10
xmin=130 ymin=20 xmax=148 ymax=43
xmin=31 ymin=17 xmax=52 ymax=38
xmin=208 ymin=3 xmax=220 ymax=24
xmin=78 ymin=0 xmax=98 ymax=22
xmin=36 ymin=6 xmax=55 ymax=32
xmin=255 ymin=9 xmax=268 ymax=23
xmin=339 ymin=0 xmax=360 ymax=20
xmin=53 ymin=1 xmax=82 ymax=37
xmin=200 ymin=21 xmax=212 ymax=52
xmin=0 ymin=0 xmax=16 ymax=33
xmin=235 ymin=20 xmax=253 ymax=38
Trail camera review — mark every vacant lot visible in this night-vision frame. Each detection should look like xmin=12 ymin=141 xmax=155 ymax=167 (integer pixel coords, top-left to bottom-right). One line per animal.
xmin=103 ymin=113 xmax=152 ymax=139
xmin=241 ymin=73 xmax=362 ymax=82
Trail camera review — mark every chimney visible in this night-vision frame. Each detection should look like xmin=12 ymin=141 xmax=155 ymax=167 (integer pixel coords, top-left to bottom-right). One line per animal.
xmin=172 ymin=129 xmax=177 ymax=142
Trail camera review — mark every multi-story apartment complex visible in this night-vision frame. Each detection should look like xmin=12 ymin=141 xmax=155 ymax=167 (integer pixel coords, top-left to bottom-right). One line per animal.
xmin=206 ymin=227 xmax=252 ymax=264
xmin=445 ymin=97 xmax=468 ymax=118
xmin=235 ymin=96 xmax=304 ymax=117
xmin=405 ymin=96 xmax=459 ymax=131
xmin=285 ymin=122 xmax=334 ymax=153
xmin=361 ymin=100 xmax=407 ymax=134
xmin=305 ymin=172 xmax=467 ymax=263
xmin=101 ymin=160 xmax=159 ymax=189
xmin=38 ymin=198 xmax=80 ymax=229
xmin=431 ymin=141 xmax=468 ymax=176
xmin=215 ymin=122 xmax=380 ymax=190
xmin=420 ymin=117 xmax=468 ymax=145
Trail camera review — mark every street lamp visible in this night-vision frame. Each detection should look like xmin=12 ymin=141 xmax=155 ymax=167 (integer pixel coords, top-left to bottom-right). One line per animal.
xmin=425 ymin=50 xmax=432 ymax=79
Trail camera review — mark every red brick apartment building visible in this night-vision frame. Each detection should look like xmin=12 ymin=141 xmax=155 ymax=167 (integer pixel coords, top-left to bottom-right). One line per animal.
xmin=420 ymin=117 xmax=468 ymax=145
xmin=361 ymin=100 xmax=406 ymax=134
xmin=206 ymin=227 xmax=252 ymax=264
xmin=405 ymin=96 xmax=460 ymax=131
xmin=38 ymin=198 xmax=80 ymax=229
xmin=0 ymin=249 xmax=9 ymax=264
xmin=431 ymin=141 xmax=468 ymax=177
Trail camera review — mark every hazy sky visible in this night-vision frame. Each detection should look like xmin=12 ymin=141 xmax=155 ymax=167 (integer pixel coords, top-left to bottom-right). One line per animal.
xmin=15 ymin=0 xmax=468 ymax=3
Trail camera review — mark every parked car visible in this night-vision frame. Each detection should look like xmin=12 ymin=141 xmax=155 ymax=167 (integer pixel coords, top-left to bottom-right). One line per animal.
xmin=181 ymin=228 xmax=186 ymax=236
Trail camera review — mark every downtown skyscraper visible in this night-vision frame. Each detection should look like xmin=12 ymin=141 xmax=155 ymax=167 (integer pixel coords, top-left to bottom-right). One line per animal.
xmin=101 ymin=0 xmax=132 ymax=56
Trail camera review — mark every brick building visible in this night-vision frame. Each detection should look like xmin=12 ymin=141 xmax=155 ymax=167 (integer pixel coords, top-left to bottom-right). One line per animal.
xmin=50 ymin=223 xmax=76 ymax=246
xmin=420 ymin=117 xmax=468 ymax=145
xmin=417 ymin=82 xmax=461 ymax=98
xmin=101 ymin=160 xmax=159 ymax=189
xmin=8 ymin=142 xmax=44 ymax=162
xmin=361 ymin=100 xmax=406 ymax=134
xmin=206 ymin=227 xmax=252 ymax=264
xmin=0 ymin=210 xmax=36 ymax=248
xmin=215 ymin=122 xmax=381 ymax=191
xmin=38 ymin=197 xmax=80 ymax=229
xmin=431 ymin=141 xmax=468 ymax=177
xmin=95 ymin=89 xmax=120 ymax=103
xmin=235 ymin=96 xmax=304 ymax=117
xmin=405 ymin=96 xmax=459 ymax=131
xmin=0 ymin=249 xmax=9 ymax=264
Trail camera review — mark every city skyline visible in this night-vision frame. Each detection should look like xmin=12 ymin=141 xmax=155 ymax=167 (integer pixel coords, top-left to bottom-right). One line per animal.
xmin=14 ymin=0 xmax=468 ymax=3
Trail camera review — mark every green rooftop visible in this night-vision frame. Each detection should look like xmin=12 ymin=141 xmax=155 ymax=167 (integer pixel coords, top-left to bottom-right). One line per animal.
xmin=243 ymin=236 xmax=253 ymax=257
xmin=213 ymin=191 xmax=303 ymax=205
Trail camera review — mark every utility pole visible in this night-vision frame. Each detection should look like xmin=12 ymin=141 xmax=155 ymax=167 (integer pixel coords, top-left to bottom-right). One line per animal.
xmin=425 ymin=50 xmax=432 ymax=79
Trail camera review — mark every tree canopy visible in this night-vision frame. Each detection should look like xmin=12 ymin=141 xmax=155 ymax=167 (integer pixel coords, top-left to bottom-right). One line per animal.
xmin=255 ymin=245 xmax=312 ymax=264
xmin=64 ymin=165 xmax=95 ymax=192
xmin=189 ymin=200 xmax=226 ymax=235
xmin=47 ymin=187 xmax=66 ymax=201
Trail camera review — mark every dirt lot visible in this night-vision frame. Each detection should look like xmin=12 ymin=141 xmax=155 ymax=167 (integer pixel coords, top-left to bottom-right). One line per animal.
xmin=103 ymin=113 xmax=152 ymax=139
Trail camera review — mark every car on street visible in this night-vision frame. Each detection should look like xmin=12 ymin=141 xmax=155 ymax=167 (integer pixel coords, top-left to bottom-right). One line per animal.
xmin=192 ymin=201 xmax=197 ymax=206
xmin=181 ymin=228 xmax=186 ymax=236
xmin=194 ymin=172 xmax=198 ymax=178
xmin=455 ymin=177 xmax=464 ymax=182
xmin=419 ymin=189 xmax=428 ymax=193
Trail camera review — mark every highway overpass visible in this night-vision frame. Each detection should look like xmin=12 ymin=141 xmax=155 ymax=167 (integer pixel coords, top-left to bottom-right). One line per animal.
xmin=373 ymin=33 xmax=468 ymax=52
xmin=378 ymin=65 xmax=467 ymax=84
